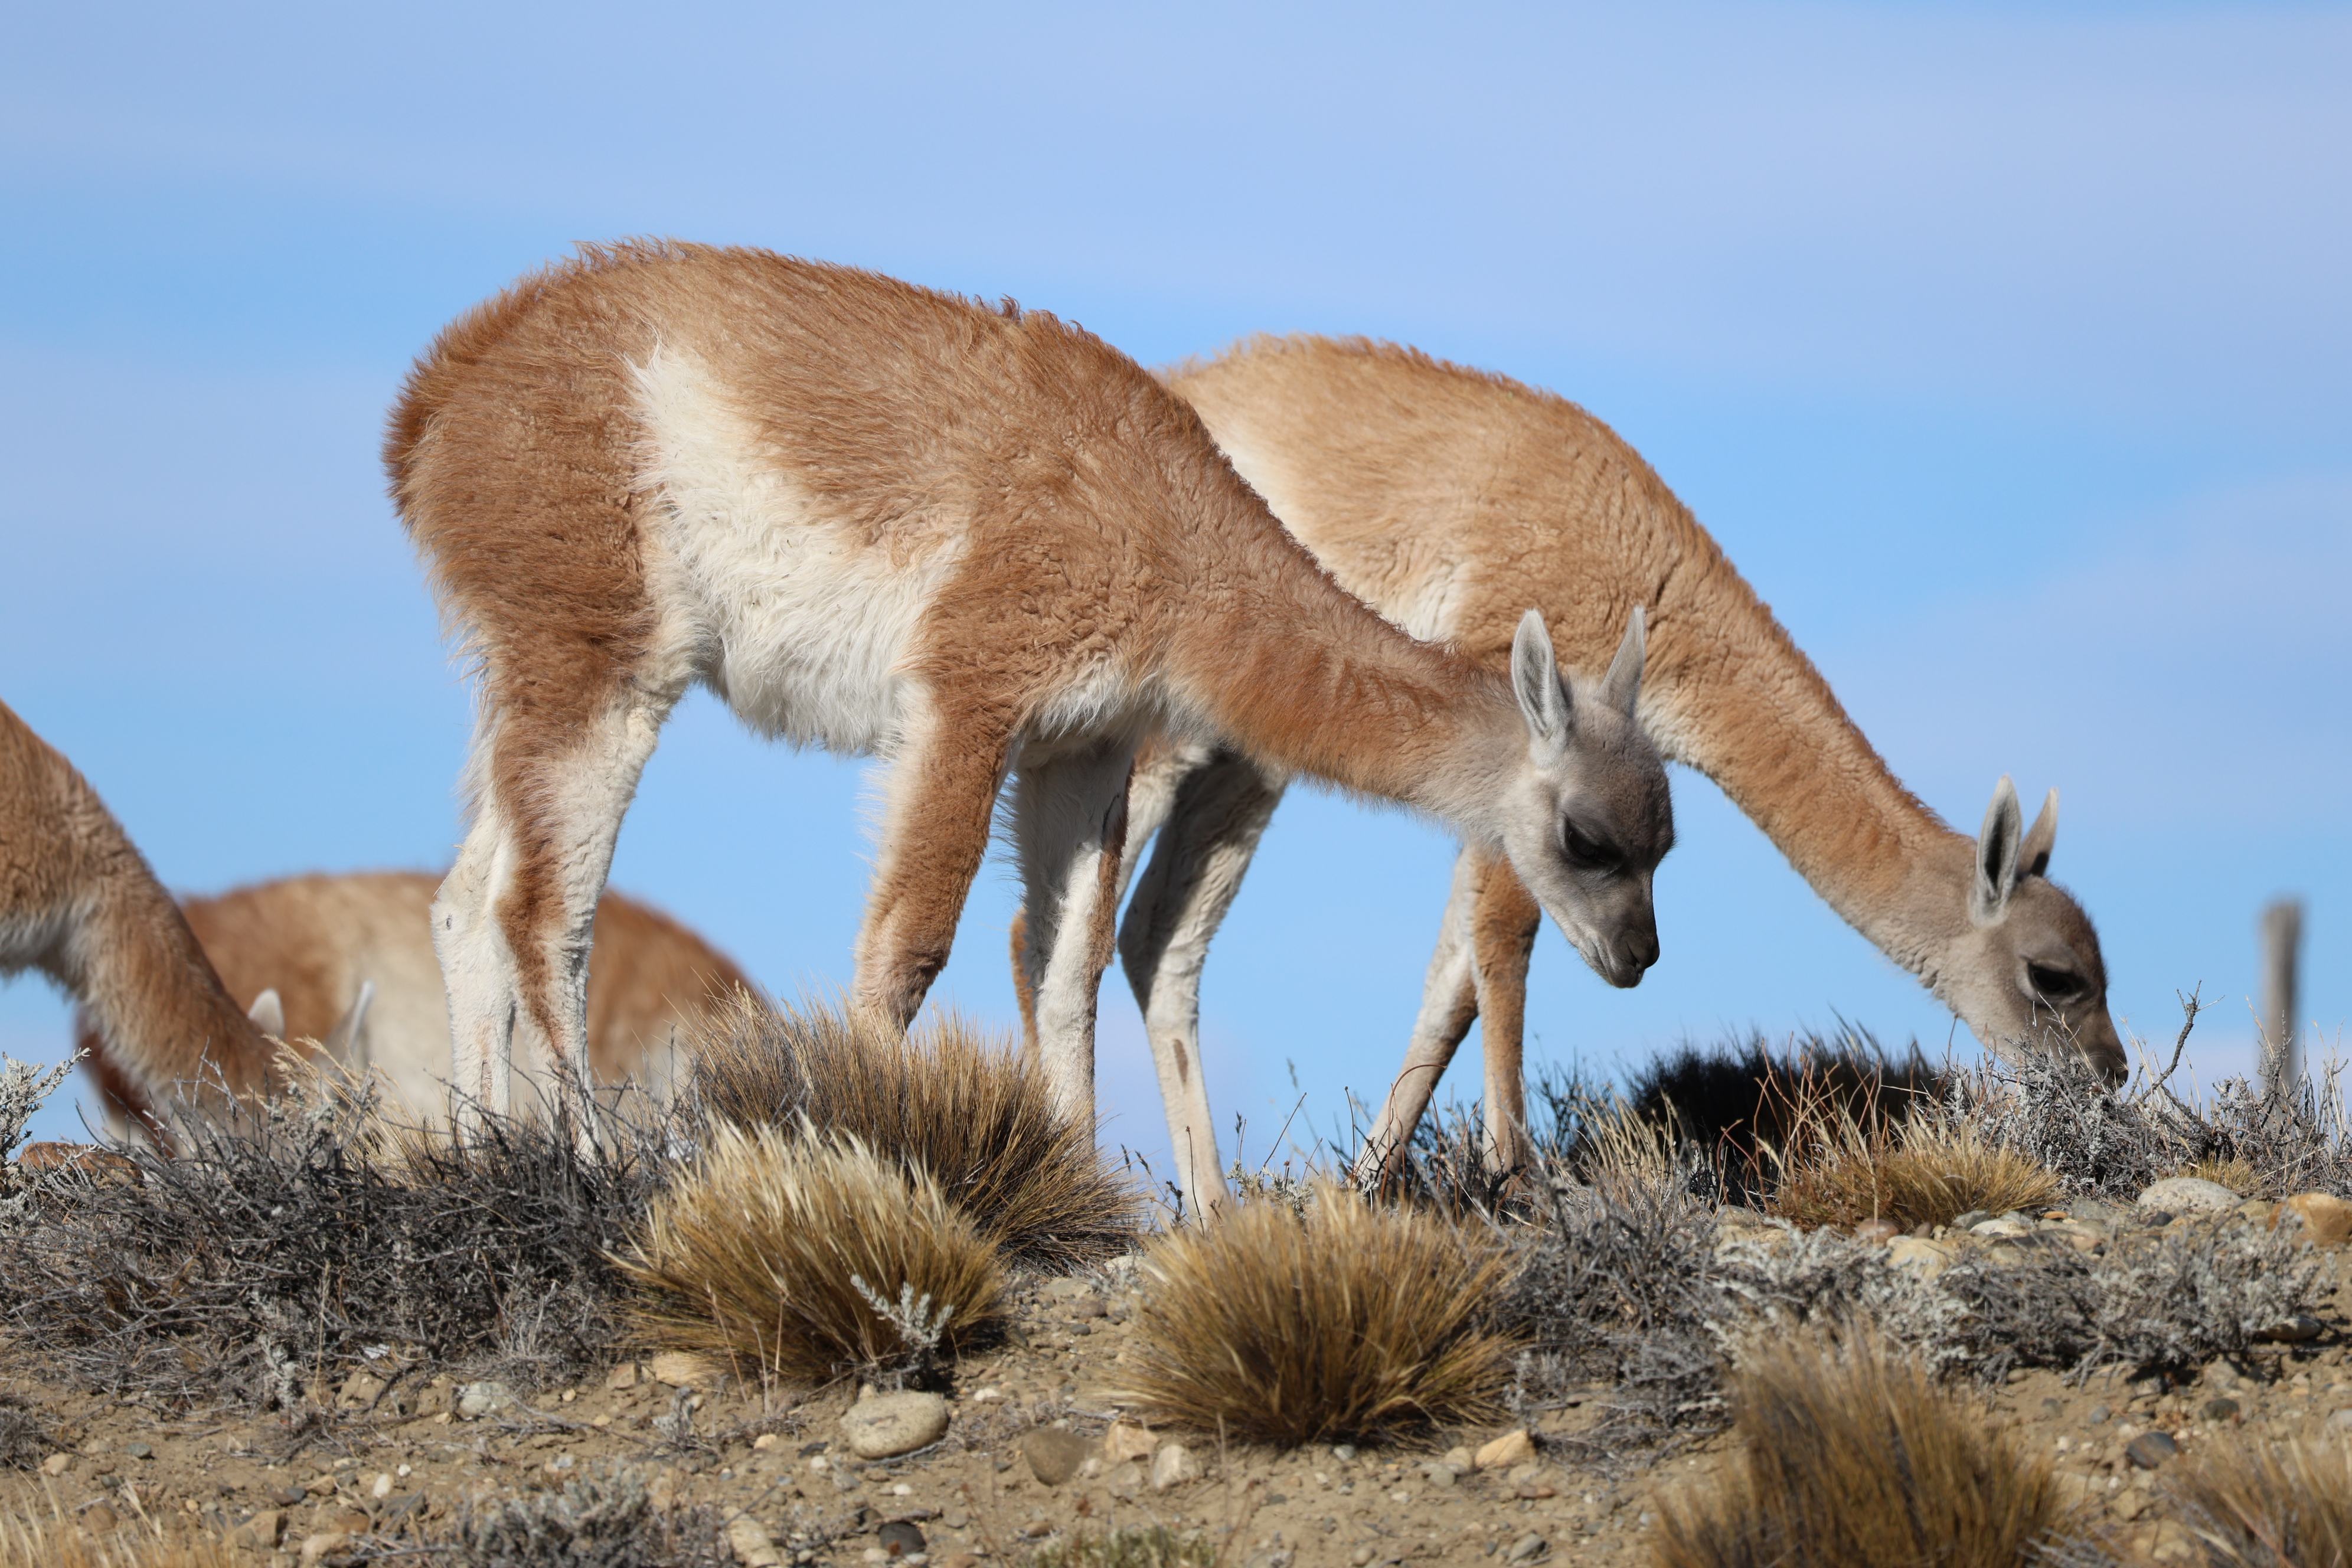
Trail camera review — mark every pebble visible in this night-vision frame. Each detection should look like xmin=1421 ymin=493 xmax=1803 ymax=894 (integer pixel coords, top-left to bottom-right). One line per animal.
xmin=2203 ymin=1397 xmax=2241 ymax=1423
xmin=1151 ymin=1442 xmax=1197 ymax=1490
xmin=1021 ymin=1427 xmax=1091 ymax=1485
xmin=1853 ymin=1219 xmax=1900 ymax=1244
xmin=1331 ymin=1443 xmax=1358 ymax=1462
xmin=2278 ymin=1191 xmax=2352 ymax=1245
xmin=841 ymin=1391 xmax=950 ymax=1460
xmin=456 ymin=1380 xmax=515 ymax=1419
xmin=1887 ymin=1236 xmax=1959 ymax=1278
xmin=606 ymin=1361 xmax=641 ymax=1390
xmin=877 ymin=1519 xmax=928 ymax=1557
xmin=2126 ymin=1432 xmax=2179 ymax=1469
xmin=1476 ymin=1429 xmax=1535 ymax=1469
xmin=230 ymin=1509 xmax=283 ymax=1550
xmin=1969 ymin=1215 xmax=2036 ymax=1239
xmin=726 ymin=1513 xmax=784 ymax=1568
xmin=649 ymin=1350 xmax=726 ymax=1390
xmin=2327 ymin=1409 xmax=2352 ymax=1432
xmin=2088 ymin=1406 xmax=2112 ymax=1424
xmin=2135 ymin=1177 xmax=2241 ymax=1215
xmin=84 ymin=1504 xmax=119 ymax=1533
xmin=1101 ymin=1421 xmax=1158 ymax=1465
xmin=38 ymin=1453 xmax=70 ymax=1477
xmin=123 ymin=1442 xmax=152 ymax=1460
xmin=1507 ymin=1533 xmax=1549 ymax=1563
xmin=2256 ymin=1314 xmax=2325 ymax=1344
xmin=299 ymin=1533 xmax=355 ymax=1567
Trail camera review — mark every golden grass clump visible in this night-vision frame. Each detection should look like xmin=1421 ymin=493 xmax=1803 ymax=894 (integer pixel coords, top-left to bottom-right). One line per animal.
xmin=2177 ymin=1155 xmax=2260 ymax=1196
xmin=0 ymin=1502 xmax=236 ymax=1568
xmin=1768 ymin=1110 xmax=2062 ymax=1232
xmin=690 ymin=995 xmax=1144 ymax=1268
xmin=1110 ymin=1182 xmax=1518 ymax=1443
xmin=1650 ymin=1326 xmax=2075 ymax=1568
xmin=2167 ymin=1435 xmax=2352 ymax=1566
xmin=617 ymin=1125 xmax=1004 ymax=1384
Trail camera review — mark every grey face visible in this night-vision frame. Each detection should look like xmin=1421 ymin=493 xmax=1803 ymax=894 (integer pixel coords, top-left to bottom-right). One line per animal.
xmin=1501 ymin=609 xmax=1675 ymax=988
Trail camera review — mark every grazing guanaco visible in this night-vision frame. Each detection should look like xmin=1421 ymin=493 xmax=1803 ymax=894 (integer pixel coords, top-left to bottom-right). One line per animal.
xmin=386 ymin=243 xmax=1674 ymax=1191
xmin=0 ymin=698 xmax=337 ymax=1139
xmin=77 ymin=871 xmax=750 ymax=1126
xmin=1102 ymin=335 xmax=2124 ymax=1185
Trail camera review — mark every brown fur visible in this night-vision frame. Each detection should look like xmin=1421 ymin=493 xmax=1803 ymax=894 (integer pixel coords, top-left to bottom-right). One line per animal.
xmin=387 ymin=244 xmax=1622 ymax=1125
xmin=0 ymin=700 xmax=274 ymax=1131
xmin=1139 ymin=335 xmax=2122 ymax=1170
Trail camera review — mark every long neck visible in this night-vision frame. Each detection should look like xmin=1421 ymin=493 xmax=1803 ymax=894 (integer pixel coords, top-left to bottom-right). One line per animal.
xmin=1157 ymin=487 xmax=1521 ymax=838
xmin=50 ymin=788 xmax=270 ymax=1114
xmin=1645 ymin=546 xmax=1972 ymax=982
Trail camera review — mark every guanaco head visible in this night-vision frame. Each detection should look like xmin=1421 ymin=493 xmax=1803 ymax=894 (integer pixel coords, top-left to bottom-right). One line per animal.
xmin=1941 ymin=777 xmax=2125 ymax=1084
xmin=1496 ymin=608 xmax=1674 ymax=988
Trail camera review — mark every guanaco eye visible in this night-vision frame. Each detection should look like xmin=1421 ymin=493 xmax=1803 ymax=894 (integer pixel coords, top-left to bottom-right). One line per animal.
xmin=1561 ymin=819 xmax=1616 ymax=871
xmin=2027 ymin=962 xmax=2085 ymax=1004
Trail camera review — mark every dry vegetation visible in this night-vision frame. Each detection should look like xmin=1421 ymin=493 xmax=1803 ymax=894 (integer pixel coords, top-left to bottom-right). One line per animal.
xmin=616 ymin=1125 xmax=1005 ymax=1385
xmin=690 ymin=995 xmax=1145 ymax=1268
xmin=1767 ymin=1111 xmax=2063 ymax=1231
xmin=1648 ymin=1326 xmax=2092 ymax=1568
xmin=0 ymin=1500 xmax=236 ymax=1568
xmin=2167 ymin=1436 xmax=2352 ymax=1567
xmin=1113 ymin=1182 xmax=1519 ymax=1443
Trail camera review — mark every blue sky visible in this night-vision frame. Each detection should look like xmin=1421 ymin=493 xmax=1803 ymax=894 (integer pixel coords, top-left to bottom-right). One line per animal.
xmin=3 ymin=2 xmax=2346 ymax=1171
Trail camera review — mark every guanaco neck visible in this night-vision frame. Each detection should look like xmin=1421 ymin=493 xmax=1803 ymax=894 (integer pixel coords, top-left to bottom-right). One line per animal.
xmin=50 ymin=785 xmax=270 ymax=1113
xmin=1645 ymin=543 xmax=1975 ymax=988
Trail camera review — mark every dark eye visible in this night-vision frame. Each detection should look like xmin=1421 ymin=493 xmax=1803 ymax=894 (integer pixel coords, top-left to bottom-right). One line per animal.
xmin=1561 ymin=820 xmax=1616 ymax=871
xmin=2027 ymin=963 xmax=2086 ymax=1004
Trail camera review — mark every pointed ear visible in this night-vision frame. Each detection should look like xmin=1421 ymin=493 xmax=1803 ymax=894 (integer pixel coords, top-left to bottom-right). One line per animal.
xmin=1598 ymin=605 xmax=1647 ymax=717
xmin=324 ymin=980 xmax=376 ymax=1066
xmin=246 ymin=988 xmax=285 ymax=1038
xmin=2019 ymin=787 xmax=2058 ymax=879
xmin=1972 ymin=776 xmax=2025 ymax=925
xmin=1511 ymin=608 xmax=1572 ymax=752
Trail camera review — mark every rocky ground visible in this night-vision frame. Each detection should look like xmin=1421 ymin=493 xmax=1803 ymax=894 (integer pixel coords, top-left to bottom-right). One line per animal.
xmin=4 ymin=1180 xmax=2349 ymax=1568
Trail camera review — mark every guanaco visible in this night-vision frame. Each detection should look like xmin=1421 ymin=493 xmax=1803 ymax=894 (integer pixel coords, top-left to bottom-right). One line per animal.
xmin=1102 ymin=335 xmax=2124 ymax=1186
xmin=386 ymin=243 xmax=1674 ymax=1188
xmin=77 ymin=871 xmax=750 ymax=1128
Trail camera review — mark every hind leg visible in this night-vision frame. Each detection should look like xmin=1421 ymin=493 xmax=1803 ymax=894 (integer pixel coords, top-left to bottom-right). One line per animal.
xmin=1469 ymin=856 xmax=1543 ymax=1172
xmin=1012 ymin=739 xmax=1139 ymax=1124
xmin=435 ymin=678 xmax=681 ymax=1123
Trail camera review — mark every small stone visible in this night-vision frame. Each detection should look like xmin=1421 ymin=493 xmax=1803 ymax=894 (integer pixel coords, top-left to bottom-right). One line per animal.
xmin=83 ymin=1504 xmax=119 ymax=1533
xmin=1041 ymin=1276 xmax=1094 ymax=1300
xmin=726 ymin=1512 xmax=784 ymax=1567
xmin=841 ymin=1391 xmax=950 ymax=1460
xmin=1951 ymin=1209 xmax=1996 ymax=1231
xmin=456 ymin=1380 xmax=514 ymax=1419
xmin=1102 ymin=1422 xmax=1158 ymax=1464
xmin=1350 ymin=1550 xmax=1376 ymax=1567
xmin=123 ymin=1442 xmax=152 ymax=1460
xmin=2088 ymin=1405 xmax=2112 ymax=1424
xmin=2203 ymin=1397 xmax=2241 ymax=1423
xmin=2327 ymin=1407 xmax=2352 ymax=1432
xmin=2278 ymin=1192 xmax=2352 ymax=1246
xmin=1442 ymin=1445 xmax=1475 ymax=1471
xmin=2126 ymin=1431 xmax=2179 ymax=1468
xmin=231 ymin=1509 xmax=284 ymax=1550
xmin=322 ymin=1506 xmax=370 ymax=1536
xmin=2256 ymin=1314 xmax=2325 ymax=1344
xmin=38 ymin=1453 xmax=70 ymax=1477
xmin=1021 ymin=1426 xmax=1092 ymax=1485
xmin=606 ymin=1361 xmax=641 ymax=1390
xmin=1969 ymin=1216 xmax=2035 ymax=1239
xmin=2112 ymin=1489 xmax=2147 ymax=1521
xmin=1426 ymin=1464 xmax=1458 ymax=1487
xmin=753 ymin=1432 xmax=780 ymax=1451
xmin=878 ymin=1519 xmax=929 ymax=1557
xmin=1151 ymin=1442 xmax=1197 ymax=1490
xmin=2137 ymin=1177 xmax=2241 ymax=1216
xmin=337 ymin=1370 xmax=386 ymax=1409
xmin=1475 ymin=1429 xmax=1535 ymax=1469
xmin=1853 ymin=1219 xmax=1900 ymax=1244
xmin=649 ymin=1351 xmax=725 ymax=1390
xmin=1507 ymin=1533 xmax=1549 ymax=1563
xmin=370 ymin=1472 xmax=393 ymax=1499
xmin=299 ymin=1533 xmax=354 ymax=1567
xmin=1331 ymin=1443 xmax=1358 ymax=1462
xmin=1887 ymin=1236 xmax=1959 ymax=1278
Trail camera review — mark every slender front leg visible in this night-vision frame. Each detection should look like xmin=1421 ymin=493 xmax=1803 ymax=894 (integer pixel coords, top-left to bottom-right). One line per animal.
xmin=1116 ymin=747 xmax=1285 ymax=1219
xmin=1469 ymin=854 xmax=1543 ymax=1172
xmin=1012 ymin=740 xmax=1138 ymax=1123
xmin=1350 ymin=847 xmax=1484 ymax=1187
xmin=854 ymin=705 xmax=1016 ymax=1031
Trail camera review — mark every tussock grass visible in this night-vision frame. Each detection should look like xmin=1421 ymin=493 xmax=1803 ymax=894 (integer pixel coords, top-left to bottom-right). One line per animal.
xmin=0 ymin=1501 xmax=236 ymax=1568
xmin=618 ymin=1125 xmax=1004 ymax=1385
xmin=2168 ymin=1436 xmax=2352 ymax=1566
xmin=690 ymin=996 xmax=1143 ymax=1268
xmin=1112 ymin=1182 xmax=1517 ymax=1443
xmin=1649 ymin=1327 xmax=2086 ymax=1568
xmin=1768 ymin=1110 xmax=2061 ymax=1233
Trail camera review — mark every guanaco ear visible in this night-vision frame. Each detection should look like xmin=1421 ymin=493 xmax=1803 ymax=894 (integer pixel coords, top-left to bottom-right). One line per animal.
xmin=1511 ymin=608 xmax=1572 ymax=752
xmin=2019 ymin=787 xmax=2059 ymax=878
xmin=1972 ymin=775 xmax=2025 ymax=926
xmin=1598 ymin=605 xmax=1647 ymax=717
xmin=323 ymin=981 xmax=376 ymax=1067
xmin=246 ymin=988 xmax=285 ymax=1038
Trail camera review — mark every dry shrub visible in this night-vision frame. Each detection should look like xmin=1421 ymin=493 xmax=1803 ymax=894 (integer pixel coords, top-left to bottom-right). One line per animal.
xmin=1768 ymin=1111 xmax=2061 ymax=1232
xmin=618 ymin=1126 xmax=1004 ymax=1385
xmin=1649 ymin=1326 xmax=2092 ymax=1568
xmin=0 ymin=1501 xmax=236 ymax=1568
xmin=1112 ymin=1182 xmax=1517 ymax=1443
xmin=1025 ymin=1527 xmax=1224 ymax=1568
xmin=2168 ymin=1435 xmax=2352 ymax=1567
xmin=690 ymin=996 xmax=1142 ymax=1268
xmin=426 ymin=1464 xmax=731 ymax=1567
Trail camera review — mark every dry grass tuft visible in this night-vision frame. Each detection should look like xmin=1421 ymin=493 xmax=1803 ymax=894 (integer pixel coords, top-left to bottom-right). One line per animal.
xmin=1768 ymin=1110 xmax=2062 ymax=1232
xmin=690 ymin=996 xmax=1144 ymax=1268
xmin=1649 ymin=1326 xmax=2088 ymax=1568
xmin=618 ymin=1125 xmax=1005 ymax=1385
xmin=2177 ymin=1155 xmax=2260 ymax=1195
xmin=2167 ymin=1435 xmax=2352 ymax=1566
xmin=0 ymin=1501 xmax=236 ymax=1568
xmin=1112 ymin=1182 xmax=1517 ymax=1444
xmin=1024 ymin=1526 xmax=1225 ymax=1567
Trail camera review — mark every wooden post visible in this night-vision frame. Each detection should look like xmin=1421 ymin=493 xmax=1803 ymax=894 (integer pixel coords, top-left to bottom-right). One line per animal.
xmin=2261 ymin=898 xmax=2304 ymax=1100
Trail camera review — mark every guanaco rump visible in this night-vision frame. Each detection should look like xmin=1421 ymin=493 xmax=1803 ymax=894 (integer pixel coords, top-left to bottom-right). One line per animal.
xmin=0 ymin=698 xmax=357 ymax=1139
xmin=387 ymin=242 xmax=1673 ymax=1174
xmin=1098 ymin=335 xmax=2124 ymax=1185
xmin=78 ymin=872 xmax=750 ymax=1128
